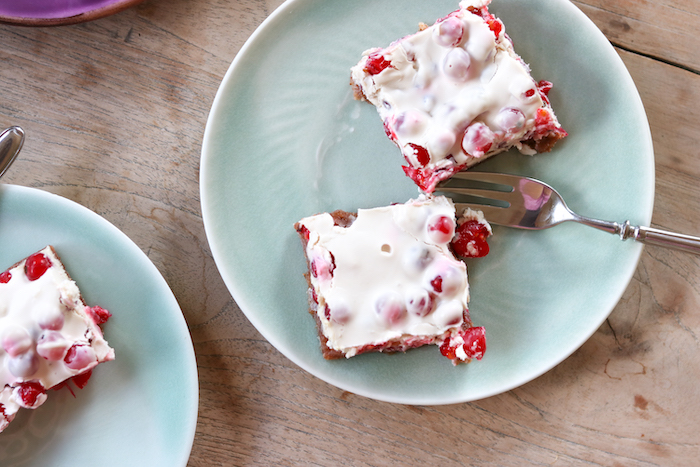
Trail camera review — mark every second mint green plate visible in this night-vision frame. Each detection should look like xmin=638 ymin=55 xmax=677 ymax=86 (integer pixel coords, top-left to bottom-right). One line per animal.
xmin=0 ymin=186 xmax=198 ymax=466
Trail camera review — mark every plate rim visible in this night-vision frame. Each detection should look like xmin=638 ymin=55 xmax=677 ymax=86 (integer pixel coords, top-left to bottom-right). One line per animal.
xmin=0 ymin=0 xmax=144 ymax=26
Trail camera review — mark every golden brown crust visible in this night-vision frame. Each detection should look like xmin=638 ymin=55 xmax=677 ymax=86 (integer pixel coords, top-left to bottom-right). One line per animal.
xmin=295 ymin=237 xmax=344 ymax=359
xmin=46 ymin=245 xmax=88 ymax=307
xmin=349 ymin=75 xmax=367 ymax=102
xmin=295 ymin=214 xmax=356 ymax=360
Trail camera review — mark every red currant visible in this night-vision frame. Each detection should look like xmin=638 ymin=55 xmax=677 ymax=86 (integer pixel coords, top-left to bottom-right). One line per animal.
xmin=430 ymin=276 xmax=443 ymax=293
xmin=407 ymin=143 xmax=431 ymax=167
xmin=36 ymin=331 xmax=70 ymax=361
xmin=451 ymin=220 xmax=490 ymax=258
xmin=461 ymin=326 xmax=486 ymax=360
xmin=439 ymin=338 xmax=457 ymax=360
xmin=434 ymin=17 xmax=464 ymax=47
xmin=439 ymin=327 xmax=486 ymax=361
xmin=298 ymin=225 xmax=310 ymax=242
xmin=487 ymin=18 xmax=502 ymax=38
xmin=71 ymin=370 xmax=93 ymax=389
xmin=427 ymin=215 xmax=455 ymax=244
xmin=375 ymin=292 xmax=406 ymax=325
xmin=17 ymin=381 xmax=46 ymax=407
xmin=364 ymin=52 xmax=392 ymax=75
xmin=462 ymin=122 xmax=495 ymax=157
xmin=64 ymin=343 xmax=96 ymax=370
xmin=0 ymin=270 xmax=11 ymax=283
xmin=537 ymin=80 xmax=553 ymax=97
xmin=25 ymin=252 xmax=52 ymax=281
xmin=310 ymin=255 xmax=335 ymax=281
xmin=405 ymin=288 xmax=434 ymax=317
xmin=86 ymin=306 xmax=112 ymax=325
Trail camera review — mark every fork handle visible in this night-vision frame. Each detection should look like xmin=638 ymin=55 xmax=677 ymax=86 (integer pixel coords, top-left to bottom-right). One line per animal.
xmin=621 ymin=222 xmax=700 ymax=255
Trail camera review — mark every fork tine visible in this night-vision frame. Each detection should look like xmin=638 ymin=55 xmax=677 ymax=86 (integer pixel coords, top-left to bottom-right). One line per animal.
xmin=438 ymin=185 xmax=521 ymax=205
xmin=453 ymin=203 xmax=527 ymax=227
xmin=449 ymin=171 xmax=520 ymax=186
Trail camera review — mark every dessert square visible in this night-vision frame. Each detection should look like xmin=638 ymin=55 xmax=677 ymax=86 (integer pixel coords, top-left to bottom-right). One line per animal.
xmin=0 ymin=246 xmax=114 ymax=433
xmin=350 ymin=0 xmax=567 ymax=192
xmin=294 ymin=196 xmax=490 ymax=364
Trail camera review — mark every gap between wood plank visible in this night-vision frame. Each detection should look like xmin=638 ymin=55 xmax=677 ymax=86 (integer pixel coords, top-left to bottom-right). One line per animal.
xmin=612 ymin=42 xmax=700 ymax=76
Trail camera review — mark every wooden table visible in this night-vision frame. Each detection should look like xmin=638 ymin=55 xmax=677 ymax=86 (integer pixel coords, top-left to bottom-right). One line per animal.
xmin=1 ymin=0 xmax=698 ymax=465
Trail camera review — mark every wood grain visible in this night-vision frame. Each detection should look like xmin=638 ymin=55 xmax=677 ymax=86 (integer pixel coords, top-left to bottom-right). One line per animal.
xmin=1 ymin=0 xmax=698 ymax=465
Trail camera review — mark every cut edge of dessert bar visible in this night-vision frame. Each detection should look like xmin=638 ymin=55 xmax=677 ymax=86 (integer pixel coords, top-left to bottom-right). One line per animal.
xmin=350 ymin=0 xmax=567 ymax=193
xmin=294 ymin=195 xmax=491 ymax=365
xmin=0 ymin=246 xmax=115 ymax=433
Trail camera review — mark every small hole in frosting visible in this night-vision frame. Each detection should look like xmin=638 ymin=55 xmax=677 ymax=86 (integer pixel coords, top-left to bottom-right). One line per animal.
xmin=381 ymin=244 xmax=392 ymax=255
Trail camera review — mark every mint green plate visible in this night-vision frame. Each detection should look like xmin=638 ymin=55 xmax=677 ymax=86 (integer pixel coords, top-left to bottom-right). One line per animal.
xmin=201 ymin=0 xmax=654 ymax=405
xmin=0 ymin=186 xmax=198 ymax=466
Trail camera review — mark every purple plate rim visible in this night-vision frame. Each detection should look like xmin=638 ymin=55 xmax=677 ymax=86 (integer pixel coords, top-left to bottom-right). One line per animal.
xmin=0 ymin=0 xmax=144 ymax=27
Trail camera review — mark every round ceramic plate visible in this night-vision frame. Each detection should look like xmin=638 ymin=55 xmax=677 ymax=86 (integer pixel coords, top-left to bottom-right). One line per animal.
xmin=200 ymin=0 xmax=654 ymax=405
xmin=0 ymin=186 xmax=198 ymax=466
xmin=0 ymin=0 xmax=143 ymax=26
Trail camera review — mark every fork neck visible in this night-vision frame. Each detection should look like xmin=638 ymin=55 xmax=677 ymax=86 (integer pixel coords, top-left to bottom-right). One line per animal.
xmin=574 ymin=214 xmax=628 ymax=238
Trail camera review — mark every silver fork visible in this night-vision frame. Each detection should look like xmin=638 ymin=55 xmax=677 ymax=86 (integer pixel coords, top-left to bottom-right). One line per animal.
xmin=438 ymin=172 xmax=700 ymax=255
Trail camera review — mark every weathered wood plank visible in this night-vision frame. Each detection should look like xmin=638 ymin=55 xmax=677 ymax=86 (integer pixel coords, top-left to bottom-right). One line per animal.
xmin=574 ymin=0 xmax=700 ymax=72
xmin=0 ymin=0 xmax=697 ymax=465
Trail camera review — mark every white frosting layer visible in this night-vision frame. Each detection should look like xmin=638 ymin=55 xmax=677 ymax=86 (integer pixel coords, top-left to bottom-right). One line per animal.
xmin=0 ymin=247 xmax=114 ymax=429
xmin=350 ymin=0 xmax=562 ymax=188
xmin=459 ymin=207 xmax=492 ymax=233
xmin=299 ymin=196 xmax=470 ymax=357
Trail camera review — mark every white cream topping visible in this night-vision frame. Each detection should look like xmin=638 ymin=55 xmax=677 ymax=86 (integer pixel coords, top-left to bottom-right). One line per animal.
xmin=459 ymin=207 xmax=492 ymax=233
xmin=350 ymin=0 xmax=554 ymax=173
xmin=0 ymin=247 xmax=114 ymax=426
xmin=298 ymin=196 xmax=470 ymax=357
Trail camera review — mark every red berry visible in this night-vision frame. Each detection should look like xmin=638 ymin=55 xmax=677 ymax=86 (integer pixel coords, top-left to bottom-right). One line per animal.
xmin=25 ymin=252 xmax=52 ymax=281
xmin=37 ymin=309 xmax=65 ymax=331
xmin=495 ymin=108 xmax=525 ymax=132
xmin=0 ymin=270 xmax=11 ymax=283
xmin=435 ymin=17 xmax=464 ymax=47
xmin=405 ymin=288 xmax=434 ymax=317
xmin=461 ymin=326 xmax=486 ymax=360
xmin=462 ymin=123 xmax=495 ymax=157
xmin=426 ymin=262 xmax=463 ymax=296
xmin=2 ymin=327 xmax=33 ymax=357
xmin=71 ymin=370 xmax=93 ymax=389
xmin=408 ymin=143 xmax=430 ymax=167
xmin=537 ymin=80 xmax=553 ymax=97
xmin=64 ymin=343 xmax=96 ymax=370
xmin=439 ymin=338 xmax=457 ymax=360
xmin=86 ymin=306 xmax=112 ymax=325
xmin=439 ymin=327 xmax=486 ymax=361
xmin=364 ymin=52 xmax=392 ymax=75
xmin=427 ymin=215 xmax=455 ymax=244
xmin=383 ymin=119 xmax=397 ymax=142
xmin=375 ymin=292 xmax=406 ymax=325
xmin=17 ymin=381 xmax=46 ymax=407
xmin=524 ymin=88 xmax=536 ymax=98
xmin=487 ymin=18 xmax=503 ymax=38
xmin=36 ymin=331 xmax=70 ymax=361
xmin=298 ymin=225 xmax=310 ymax=242
xmin=451 ymin=220 xmax=490 ymax=258
xmin=430 ymin=276 xmax=443 ymax=293
xmin=310 ymin=255 xmax=335 ymax=281
xmin=327 ymin=304 xmax=351 ymax=324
